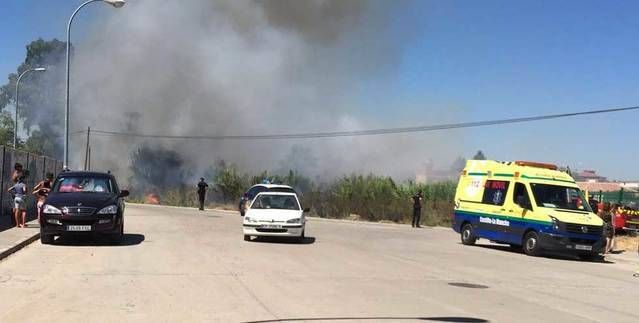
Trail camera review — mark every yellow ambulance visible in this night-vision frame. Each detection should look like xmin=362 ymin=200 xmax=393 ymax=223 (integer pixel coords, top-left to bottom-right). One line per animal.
xmin=452 ymin=160 xmax=605 ymax=260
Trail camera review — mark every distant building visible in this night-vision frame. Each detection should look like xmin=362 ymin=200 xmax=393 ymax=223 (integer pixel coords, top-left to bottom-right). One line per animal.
xmin=573 ymin=169 xmax=607 ymax=183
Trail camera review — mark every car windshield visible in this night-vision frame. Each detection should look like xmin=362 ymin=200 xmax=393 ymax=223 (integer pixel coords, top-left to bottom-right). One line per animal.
xmin=530 ymin=183 xmax=592 ymax=212
xmin=251 ymin=194 xmax=299 ymax=210
xmin=53 ymin=176 xmax=113 ymax=193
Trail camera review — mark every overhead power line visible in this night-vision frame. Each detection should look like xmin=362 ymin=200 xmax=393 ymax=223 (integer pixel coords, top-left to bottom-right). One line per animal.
xmin=80 ymin=105 xmax=639 ymax=141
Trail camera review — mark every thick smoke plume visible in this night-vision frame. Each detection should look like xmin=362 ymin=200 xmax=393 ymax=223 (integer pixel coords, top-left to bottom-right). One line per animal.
xmin=68 ymin=0 xmax=462 ymax=185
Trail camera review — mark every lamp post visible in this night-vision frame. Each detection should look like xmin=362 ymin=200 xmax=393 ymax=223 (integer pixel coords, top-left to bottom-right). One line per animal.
xmin=14 ymin=67 xmax=47 ymax=148
xmin=64 ymin=0 xmax=125 ymax=169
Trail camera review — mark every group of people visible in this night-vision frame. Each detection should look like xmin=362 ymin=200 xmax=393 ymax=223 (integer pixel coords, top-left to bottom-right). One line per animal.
xmin=6 ymin=163 xmax=54 ymax=228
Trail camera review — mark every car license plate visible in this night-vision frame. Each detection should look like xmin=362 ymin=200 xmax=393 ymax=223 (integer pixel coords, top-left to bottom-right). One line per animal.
xmin=66 ymin=225 xmax=91 ymax=232
xmin=575 ymin=244 xmax=592 ymax=251
xmin=262 ymin=224 xmax=282 ymax=229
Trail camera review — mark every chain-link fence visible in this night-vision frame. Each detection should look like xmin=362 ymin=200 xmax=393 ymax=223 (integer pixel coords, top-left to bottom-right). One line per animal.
xmin=0 ymin=146 xmax=63 ymax=232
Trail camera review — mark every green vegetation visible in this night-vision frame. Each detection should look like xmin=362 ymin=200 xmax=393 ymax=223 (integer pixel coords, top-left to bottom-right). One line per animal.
xmin=130 ymin=161 xmax=457 ymax=227
xmin=303 ymin=175 xmax=455 ymax=226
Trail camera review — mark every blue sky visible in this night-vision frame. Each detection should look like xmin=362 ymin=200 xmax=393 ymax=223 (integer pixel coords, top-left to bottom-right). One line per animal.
xmin=1 ymin=0 xmax=638 ymax=179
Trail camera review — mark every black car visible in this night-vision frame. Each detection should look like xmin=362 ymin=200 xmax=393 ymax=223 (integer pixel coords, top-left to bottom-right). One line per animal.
xmin=238 ymin=184 xmax=297 ymax=216
xmin=40 ymin=171 xmax=129 ymax=244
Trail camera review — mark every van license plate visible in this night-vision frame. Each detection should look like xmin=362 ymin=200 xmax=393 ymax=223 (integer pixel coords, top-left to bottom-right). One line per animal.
xmin=575 ymin=244 xmax=592 ymax=251
xmin=67 ymin=225 xmax=91 ymax=232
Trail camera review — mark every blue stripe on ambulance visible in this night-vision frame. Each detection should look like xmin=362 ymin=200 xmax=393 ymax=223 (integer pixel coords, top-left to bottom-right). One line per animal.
xmin=453 ymin=210 xmax=602 ymax=245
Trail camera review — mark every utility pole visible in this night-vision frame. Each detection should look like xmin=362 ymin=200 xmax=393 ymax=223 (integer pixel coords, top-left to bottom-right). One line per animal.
xmin=84 ymin=126 xmax=91 ymax=170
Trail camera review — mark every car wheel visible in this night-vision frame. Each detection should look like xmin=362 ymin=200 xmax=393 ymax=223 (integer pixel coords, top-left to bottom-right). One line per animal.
xmin=460 ymin=223 xmax=476 ymax=245
xmin=40 ymin=232 xmax=54 ymax=245
xmin=523 ymin=231 xmax=541 ymax=256
xmin=110 ymin=222 xmax=124 ymax=245
xmin=244 ymin=235 xmax=251 ymax=241
xmin=296 ymin=230 xmax=306 ymax=243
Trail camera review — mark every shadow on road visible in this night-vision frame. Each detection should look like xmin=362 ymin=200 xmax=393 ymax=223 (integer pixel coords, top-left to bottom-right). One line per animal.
xmin=251 ymin=236 xmax=316 ymax=245
xmin=242 ymin=316 xmax=487 ymax=323
xmin=471 ymin=243 xmax=614 ymax=264
xmin=53 ymin=233 xmax=145 ymax=247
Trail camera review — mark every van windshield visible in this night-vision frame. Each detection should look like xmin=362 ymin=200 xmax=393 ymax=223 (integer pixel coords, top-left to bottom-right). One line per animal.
xmin=530 ymin=183 xmax=592 ymax=212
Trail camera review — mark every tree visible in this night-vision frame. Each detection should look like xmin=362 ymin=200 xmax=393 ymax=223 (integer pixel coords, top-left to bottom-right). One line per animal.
xmin=129 ymin=145 xmax=187 ymax=191
xmin=0 ymin=38 xmax=67 ymax=157
xmin=23 ymin=130 xmax=56 ymax=156
xmin=472 ymin=150 xmax=486 ymax=160
xmin=0 ymin=111 xmax=15 ymax=146
xmin=214 ymin=163 xmax=245 ymax=202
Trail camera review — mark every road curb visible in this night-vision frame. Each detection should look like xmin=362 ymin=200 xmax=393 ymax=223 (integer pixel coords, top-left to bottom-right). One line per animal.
xmin=0 ymin=232 xmax=40 ymax=262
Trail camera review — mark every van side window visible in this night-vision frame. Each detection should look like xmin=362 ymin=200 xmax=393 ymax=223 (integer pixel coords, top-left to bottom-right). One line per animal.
xmin=513 ymin=183 xmax=531 ymax=207
xmin=481 ymin=180 xmax=509 ymax=206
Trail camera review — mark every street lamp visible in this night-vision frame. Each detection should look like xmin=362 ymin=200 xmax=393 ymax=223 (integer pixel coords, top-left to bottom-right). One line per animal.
xmin=14 ymin=67 xmax=47 ymax=148
xmin=64 ymin=0 xmax=125 ymax=169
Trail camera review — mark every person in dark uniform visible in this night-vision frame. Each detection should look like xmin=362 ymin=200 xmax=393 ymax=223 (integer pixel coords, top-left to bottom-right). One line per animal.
xmin=412 ymin=190 xmax=424 ymax=228
xmin=197 ymin=178 xmax=209 ymax=211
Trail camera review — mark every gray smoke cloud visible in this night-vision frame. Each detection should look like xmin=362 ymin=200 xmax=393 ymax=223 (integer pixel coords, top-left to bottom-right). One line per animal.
xmin=68 ymin=0 xmax=463 ymax=184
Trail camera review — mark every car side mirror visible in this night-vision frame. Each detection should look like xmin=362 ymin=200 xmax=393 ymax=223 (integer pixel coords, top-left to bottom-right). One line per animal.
xmin=303 ymin=208 xmax=310 ymax=213
xmin=516 ymin=196 xmax=532 ymax=210
xmin=119 ymin=190 xmax=130 ymax=198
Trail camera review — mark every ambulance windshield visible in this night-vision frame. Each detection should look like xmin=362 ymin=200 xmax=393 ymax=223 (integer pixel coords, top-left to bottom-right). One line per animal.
xmin=530 ymin=183 xmax=592 ymax=212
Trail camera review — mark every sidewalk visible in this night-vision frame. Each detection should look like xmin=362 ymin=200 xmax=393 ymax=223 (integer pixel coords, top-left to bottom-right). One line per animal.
xmin=0 ymin=220 xmax=40 ymax=261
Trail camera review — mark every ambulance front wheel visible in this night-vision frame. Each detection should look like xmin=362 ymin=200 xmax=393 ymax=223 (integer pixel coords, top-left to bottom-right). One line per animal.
xmin=523 ymin=231 xmax=542 ymax=256
xmin=461 ymin=223 xmax=477 ymax=245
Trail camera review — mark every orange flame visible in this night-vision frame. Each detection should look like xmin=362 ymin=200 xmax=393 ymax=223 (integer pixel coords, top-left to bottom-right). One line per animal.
xmin=145 ymin=193 xmax=160 ymax=205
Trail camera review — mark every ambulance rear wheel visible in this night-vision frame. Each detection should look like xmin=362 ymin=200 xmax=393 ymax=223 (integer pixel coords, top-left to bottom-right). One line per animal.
xmin=523 ymin=231 xmax=541 ymax=256
xmin=461 ymin=223 xmax=476 ymax=245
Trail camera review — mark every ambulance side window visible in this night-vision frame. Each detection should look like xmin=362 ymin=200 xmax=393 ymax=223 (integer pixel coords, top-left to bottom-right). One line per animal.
xmin=513 ymin=183 xmax=532 ymax=209
xmin=481 ymin=180 xmax=509 ymax=206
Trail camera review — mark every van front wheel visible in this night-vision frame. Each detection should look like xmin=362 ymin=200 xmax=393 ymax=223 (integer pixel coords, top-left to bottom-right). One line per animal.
xmin=461 ymin=223 xmax=476 ymax=245
xmin=523 ymin=231 xmax=542 ymax=256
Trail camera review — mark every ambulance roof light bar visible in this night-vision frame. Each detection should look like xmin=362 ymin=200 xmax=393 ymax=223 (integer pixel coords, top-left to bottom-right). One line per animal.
xmin=515 ymin=161 xmax=558 ymax=170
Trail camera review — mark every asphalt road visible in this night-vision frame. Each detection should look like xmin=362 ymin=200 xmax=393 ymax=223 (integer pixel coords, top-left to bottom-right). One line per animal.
xmin=0 ymin=204 xmax=638 ymax=323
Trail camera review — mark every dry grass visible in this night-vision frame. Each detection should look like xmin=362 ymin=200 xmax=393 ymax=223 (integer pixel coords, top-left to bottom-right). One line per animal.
xmin=613 ymin=234 xmax=639 ymax=253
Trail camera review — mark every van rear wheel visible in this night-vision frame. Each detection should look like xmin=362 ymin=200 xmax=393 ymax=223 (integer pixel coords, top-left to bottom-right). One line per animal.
xmin=523 ymin=231 xmax=541 ymax=256
xmin=461 ymin=223 xmax=476 ymax=245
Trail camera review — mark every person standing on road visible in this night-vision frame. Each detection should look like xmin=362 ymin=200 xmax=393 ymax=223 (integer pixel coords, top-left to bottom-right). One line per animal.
xmin=412 ymin=190 xmax=424 ymax=228
xmin=8 ymin=176 xmax=28 ymax=228
xmin=33 ymin=173 xmax=54 ymax=223
xmin=197 ymin=178 xmax=209 ymax=211
xmin=598 ymin=202 xmax=614 ymax=254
